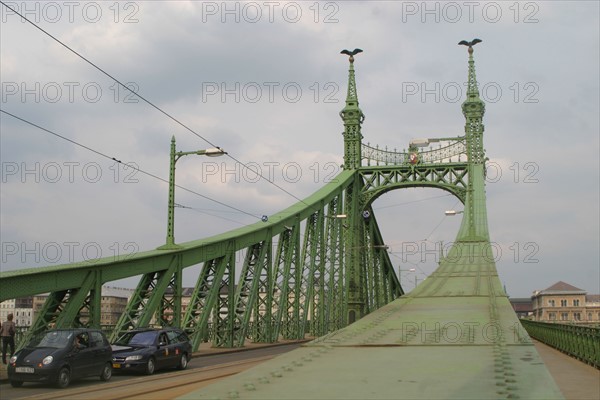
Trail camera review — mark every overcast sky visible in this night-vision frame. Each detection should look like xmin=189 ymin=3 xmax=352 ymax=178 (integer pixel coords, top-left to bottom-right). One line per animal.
xmin=1 ymin=1 xmax=598 ymax=298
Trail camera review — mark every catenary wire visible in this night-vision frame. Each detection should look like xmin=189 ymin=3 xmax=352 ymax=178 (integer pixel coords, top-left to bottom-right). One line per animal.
xmin=0 ymin=1 xmax=309 ymax=207
xmin=0 ymin=109 xmax=261 ymax=222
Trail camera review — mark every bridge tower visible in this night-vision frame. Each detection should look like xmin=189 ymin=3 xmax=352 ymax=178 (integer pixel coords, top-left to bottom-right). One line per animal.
xmin=185 ymin=42 xmax=568 ymax=399
xmin=339 ymin=50 xmax=368 ymax=323
xmin=340 ymin=50 xmax=365 ymax=170
xmin=457 ymin=43 xmax=489 ymax=242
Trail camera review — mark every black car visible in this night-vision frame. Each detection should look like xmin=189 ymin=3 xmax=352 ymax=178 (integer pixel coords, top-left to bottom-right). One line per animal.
xmin=8 ymin=328 xmax=113 ymax=388
xmin=111 ymin=328 xmax=192 ymax=375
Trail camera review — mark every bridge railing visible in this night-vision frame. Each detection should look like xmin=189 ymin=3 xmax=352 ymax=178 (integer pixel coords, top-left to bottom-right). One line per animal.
xmin=520 ymin=319 xmax=600 ymax=368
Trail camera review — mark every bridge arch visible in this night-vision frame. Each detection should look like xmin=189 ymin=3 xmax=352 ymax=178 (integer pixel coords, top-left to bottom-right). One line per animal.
xmin=358 ymin=164 xmax=469 ymax=209
xmin=361 ymin=181 xmax=466 ymax=210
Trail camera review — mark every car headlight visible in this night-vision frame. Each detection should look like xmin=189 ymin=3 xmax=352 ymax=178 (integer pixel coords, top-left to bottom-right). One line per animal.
xmin=125 ymin=355 xmax=143 ymax=361
xmin=42 ymin=355 xmax=54 ymax=365
xmin=9 ymin=355 xmax=17 ymax=364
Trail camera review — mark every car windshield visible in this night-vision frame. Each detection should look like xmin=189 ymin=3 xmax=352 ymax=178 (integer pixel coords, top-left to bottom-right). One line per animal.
xmin=28 ymin=331 xmax=73 ymax=349
xmin=115 ymin=331 xmax=158 ymax=346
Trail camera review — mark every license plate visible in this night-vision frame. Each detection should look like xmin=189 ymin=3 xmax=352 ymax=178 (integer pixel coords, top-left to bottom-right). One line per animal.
xmin=16 ymin=367 xmax=34 ymax=374
xmin=112 ymin=363 xmax=121 ymax=369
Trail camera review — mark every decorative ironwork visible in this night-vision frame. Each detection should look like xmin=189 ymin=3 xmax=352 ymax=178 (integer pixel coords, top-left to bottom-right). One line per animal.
xmin=362 ymin=139 xmax=467 ymax=166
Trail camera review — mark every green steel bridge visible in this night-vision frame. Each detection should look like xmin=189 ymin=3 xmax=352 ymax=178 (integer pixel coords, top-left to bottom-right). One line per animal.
xmin=0 ymin=44 xmax=567 ymax=398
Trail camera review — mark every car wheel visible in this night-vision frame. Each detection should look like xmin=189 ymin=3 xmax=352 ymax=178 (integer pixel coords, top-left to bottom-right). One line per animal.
xmin=100 ymin=362 xmax=112 ymax=381
xmin=177 ymin=353 xmax=188 ymax=370
xmin=56 ymin=367 xmax=71 ymax=388
xmin=10 ymin=380 xmax=23 ymax=388
xmin=145 ymin=357 xmax=156 ymax=375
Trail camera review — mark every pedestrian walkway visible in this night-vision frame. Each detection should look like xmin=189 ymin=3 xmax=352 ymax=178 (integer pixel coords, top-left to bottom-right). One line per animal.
xmin=533 ymin=340 xmax=600 ymax=400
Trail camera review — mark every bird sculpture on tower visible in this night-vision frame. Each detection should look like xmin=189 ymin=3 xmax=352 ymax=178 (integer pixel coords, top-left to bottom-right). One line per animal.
xmin=340 ymin=48 xmax=363 ymax=63
xmin=458 ymin=39 xmax=482 ymax=54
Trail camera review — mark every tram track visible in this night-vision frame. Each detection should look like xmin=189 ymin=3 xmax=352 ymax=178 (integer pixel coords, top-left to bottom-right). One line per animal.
xmin=16 ymin=355 xmax=275 ymax=400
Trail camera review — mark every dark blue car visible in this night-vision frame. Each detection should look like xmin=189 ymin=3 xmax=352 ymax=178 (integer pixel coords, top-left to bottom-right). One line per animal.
xmin=8 ymin=328 xmax=112 ymax=388
xmin=111 ymin=328 xmax=192 ymax=375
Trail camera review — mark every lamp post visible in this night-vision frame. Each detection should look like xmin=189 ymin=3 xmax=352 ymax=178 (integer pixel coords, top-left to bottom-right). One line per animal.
xmin=398 ymin=267 xmax=416 ymax=291
xmin=445 ymin=210 xmax=464 ymax=216
xmin=157 ymin=136 xmax=226 ymax=250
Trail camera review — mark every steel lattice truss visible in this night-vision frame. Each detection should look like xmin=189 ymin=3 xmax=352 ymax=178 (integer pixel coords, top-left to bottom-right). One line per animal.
xmin=0 ymin=171 xmax=405 ymax=350
xmin=0 ymin=45 xmax=485 ymax=352
xmin=359 ymin=163 xmax=469 ymax=205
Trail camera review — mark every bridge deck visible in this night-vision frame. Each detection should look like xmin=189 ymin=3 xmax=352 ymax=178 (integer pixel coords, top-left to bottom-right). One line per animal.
xmin=181 ymin=241 xmax=565 ymax=399
xmin=0 ymin=339 xmax=596 ymax=399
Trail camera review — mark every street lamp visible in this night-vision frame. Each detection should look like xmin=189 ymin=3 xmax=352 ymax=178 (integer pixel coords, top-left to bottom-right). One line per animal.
xmin=409 ymin=136 xmax=464 ymax=148
xmin=445 ymin=210 xmax=464 ymax=216
xmin=398 ymin=267 xmax=416 ymax=290
xmin=157 ymin=136 xmax=227 ymax=250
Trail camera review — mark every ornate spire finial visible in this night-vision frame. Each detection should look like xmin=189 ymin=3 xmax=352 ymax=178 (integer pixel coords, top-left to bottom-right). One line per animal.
xmin=458 ymin=38 xmax=482 ymax=53
xmin=457 ymin=38 xmax=486 ymax=241
xmin=340 ymin=48 xmax=364 ymax=108
xmin=340 ymin=48 xmax=363 ymax=64
xmin=459 ymin=39 xmax=483 ymax=103
xmin=339 ymin=48 xmax=364 ymax=170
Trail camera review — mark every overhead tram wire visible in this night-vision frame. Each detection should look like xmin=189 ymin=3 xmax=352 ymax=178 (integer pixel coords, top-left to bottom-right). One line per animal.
xmin=175 ymin=204 xmax=248 ymax=227
xmin=374 ymin=193 xmax=453 ymax=210
xmin=0 ymin=1 xmax=309 ymax=207
xmin=4 ymin=107 xmax=336 ymax=258
xmin=2 ymin=109 xmax=339 ymax=246
xmin=423 ymin=199 xmax=462 ymax=241
xmin=0 ymin=109 xmax=261 ymax=223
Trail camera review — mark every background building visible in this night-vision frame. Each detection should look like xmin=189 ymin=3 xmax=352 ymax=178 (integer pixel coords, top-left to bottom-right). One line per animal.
xmin=1 ymin=287 xmax=134 ymax=327
xmin=531 ymin=281 xmax=600 ymax=324
xmin=509 ymin=298 xmax=533 ymax=318
xmin=100 ymin=286 xmax=135 ymax=326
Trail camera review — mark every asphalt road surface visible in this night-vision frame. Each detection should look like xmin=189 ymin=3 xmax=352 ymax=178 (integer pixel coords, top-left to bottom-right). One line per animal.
xmin=0 ymin=343 xmax=302 ymax=400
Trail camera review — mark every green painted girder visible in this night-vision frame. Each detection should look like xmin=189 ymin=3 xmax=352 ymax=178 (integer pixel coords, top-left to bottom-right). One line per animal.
xmin=212 ymin=251 xmax=236 ymax=348
xmin=17 ymin=270 xmax=103 ymax=351
xmin=272 ymin=223 xmax=302 ymax=341
xmin=301 ymin=211 xmax=324 ymax=337
xmin=183 ymin=252 xmax=233 ymax=350
xmin=1 ymin=173 xmax=361 ymax=347
xmin=249 ymin=241 xmax=274 ymax=343
xmin=0 ymin=171 xmax=357 ymax=302
xmin=233 ymin=239 xmax=272 ymax=346
xmin=359 ymin=163 xmax=469 ymax=207
xmin=1 ymin=168 xmax=405 ymax=350
xmin=283 ymin=231 xmax=303 ymax=341
xmin=157 ymin=258 xmax=183 ymax=328
xmin=17 ymin=290 xmax=67 ymax=350
xmin=321 ymin=196 xmax=346 ymax=335
xmin=109 ymin=256 xmax=181 ymax=341
xmin=54 ymin=271 xmax=97 ymax=327
xmin=343 ymin=175 xmax=364 ymax=324
xmin=110 ymin=272 xmax=157 ymax=341
xmin=309 ymin=195 xmax=346 ymax=336
xmin=183 ymin=44 xmax=562 ymax=399
xmin=363 ymin=209 xmax=402 ymax=309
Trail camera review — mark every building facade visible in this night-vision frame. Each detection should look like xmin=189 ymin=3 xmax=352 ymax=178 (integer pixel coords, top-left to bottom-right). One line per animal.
xmin=531 ymin=281 xmax=600 ymax=324
xmin=0 ymin=287 xmax=135 ymax=327
xmin=509 ymin=298 xmax=533 ymax=318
